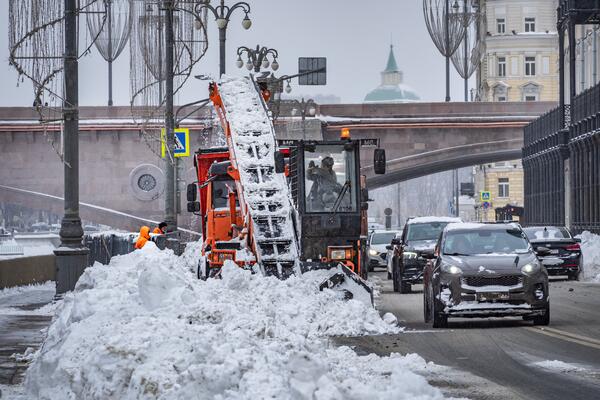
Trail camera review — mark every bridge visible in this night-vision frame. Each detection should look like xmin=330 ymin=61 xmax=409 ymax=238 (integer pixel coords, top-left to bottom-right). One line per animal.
xmin=316 ymin=102 xmax=555 ymax=189
xmin=0 ymin=102 xmax=554 ymax=228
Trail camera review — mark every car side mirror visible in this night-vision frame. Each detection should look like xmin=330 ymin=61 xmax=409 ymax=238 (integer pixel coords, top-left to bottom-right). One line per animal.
xmin=374 ymin=148 xmax=386 ymax=175
xmin=535 ymin=246 xmax=550 ymax=256
xmin=186 ymin=183 xmax=197 ymax=202
xmin=386 ymin=245 xmax=393 ymax=250
xmin=421 ymin=249 xmax=436 ymax=259
xmin=187 ymin=201 xmax=200 ymax=213
xmin=274 ymin=151 xmax=285 ymax=174
xmin=391 ymin=238 xmax=402 ymax=246
xmin=574 ymin=237 xmax=582 ymax=243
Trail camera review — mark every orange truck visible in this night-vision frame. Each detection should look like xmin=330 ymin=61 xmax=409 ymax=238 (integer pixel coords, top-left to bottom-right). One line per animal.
xmin=186 ymin=77 xmax=386 ymax=301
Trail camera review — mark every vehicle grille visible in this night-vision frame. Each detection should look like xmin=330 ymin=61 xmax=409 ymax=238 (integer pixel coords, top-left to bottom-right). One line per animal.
xmin=463 ymin=275 xmax=522 ymax=287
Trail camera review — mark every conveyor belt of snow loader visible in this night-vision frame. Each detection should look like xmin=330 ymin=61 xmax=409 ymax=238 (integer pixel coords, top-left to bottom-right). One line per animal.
xmin=218 ymin=76 xmax=299 ymax=278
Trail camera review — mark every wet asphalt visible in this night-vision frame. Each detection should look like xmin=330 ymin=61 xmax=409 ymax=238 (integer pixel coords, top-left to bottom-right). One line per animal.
xmin=0 ymin=286 xmax=54 ymax=386
xmin=337 ymin=269 xmax=600 ymax=400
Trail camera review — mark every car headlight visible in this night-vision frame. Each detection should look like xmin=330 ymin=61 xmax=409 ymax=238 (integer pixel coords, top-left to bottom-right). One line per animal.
xmin=369 ymin=249 xmax=378 ymax=256
xmin=442 ymin=264 xmax=462 ymax=275
xmin=521 ymin=263 xmax=540 ymax=274
xmin=404 ymin=251 xmax=418 ymax=259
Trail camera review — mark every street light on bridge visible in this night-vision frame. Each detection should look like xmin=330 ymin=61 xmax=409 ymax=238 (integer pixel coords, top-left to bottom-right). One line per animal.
xmin=290 ymin=98 xmax=316 ymax=139
xmin=194 ymin=0 xmax=252 ymax=76
xmin=236 ymin=45 xmax=279 ymax=73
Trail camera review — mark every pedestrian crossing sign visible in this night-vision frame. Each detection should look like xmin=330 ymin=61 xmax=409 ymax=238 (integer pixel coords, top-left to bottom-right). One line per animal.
xmin=480 ymin=191 xmax=491 ymax=202
xmin=161 ymin=128 xmax=190 ymax=158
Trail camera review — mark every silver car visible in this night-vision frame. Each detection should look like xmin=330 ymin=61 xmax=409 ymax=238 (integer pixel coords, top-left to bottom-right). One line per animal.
xmin=367 ymin=230 xmax=400 ymax=271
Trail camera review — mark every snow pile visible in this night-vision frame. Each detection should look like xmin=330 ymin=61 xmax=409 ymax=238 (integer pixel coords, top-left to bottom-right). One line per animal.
xmin=577 ymin=231 xmax=600 ymax=282
xmin=533 ymin=360 xmax=586 ymax=373
xmin=24 ymin=243 xmax=446 ymax=400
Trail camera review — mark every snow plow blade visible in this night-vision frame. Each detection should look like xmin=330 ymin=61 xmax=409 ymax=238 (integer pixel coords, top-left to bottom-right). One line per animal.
xmin=303 ymin=262 xmax=374 ymax=306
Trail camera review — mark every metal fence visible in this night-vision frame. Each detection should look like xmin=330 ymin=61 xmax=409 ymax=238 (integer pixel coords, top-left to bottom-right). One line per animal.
xmin=84 ymin=233 xmax=137 ymax=266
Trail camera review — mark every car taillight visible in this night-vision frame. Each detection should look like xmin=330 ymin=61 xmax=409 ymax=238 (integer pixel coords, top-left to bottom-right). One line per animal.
xmin=565 ymin=243 xmax=580 ymax=251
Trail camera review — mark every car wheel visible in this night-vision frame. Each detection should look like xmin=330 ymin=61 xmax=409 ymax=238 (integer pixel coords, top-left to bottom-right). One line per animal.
xmin=432 ymin=293 xmax=448 ymax=328
xmin=533 ymin=302 xmax=550 ymax=326
xmin=392 ymin=260 xmax=400 ymax=292
xmin=423 ymin=287 xmax=431 ymax=323
xmin=567 ymin=271 xmax=580 ymax=281
xmin=400 ymin=281 xmax=411 ymax=294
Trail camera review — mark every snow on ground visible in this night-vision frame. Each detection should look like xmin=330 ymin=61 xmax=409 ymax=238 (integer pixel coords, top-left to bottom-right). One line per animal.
xmin=23 ymin=242 xmax=450 ymax=400
xmin=532 ymin=360 xmax=587 ymax=373
xmin=577 ymin=231 xmax=600 ymax=282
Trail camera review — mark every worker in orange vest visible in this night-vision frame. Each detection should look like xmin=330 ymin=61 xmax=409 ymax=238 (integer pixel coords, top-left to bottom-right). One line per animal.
xmin=152 ymin=222 xmax=167 ymax=235
xmin=135 ymin=226 xmax=151 ymax=249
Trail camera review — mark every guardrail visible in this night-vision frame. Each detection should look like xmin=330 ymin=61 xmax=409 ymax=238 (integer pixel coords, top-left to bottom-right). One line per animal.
xmin=0 ymin=244 xmax=24 ymax=256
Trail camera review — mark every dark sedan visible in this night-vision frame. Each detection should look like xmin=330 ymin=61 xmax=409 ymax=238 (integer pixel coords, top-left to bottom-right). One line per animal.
xmin=523 ymin=226 xmax=582 ymax=280
xmin=423 ymin=223 xmax=549 ymax=328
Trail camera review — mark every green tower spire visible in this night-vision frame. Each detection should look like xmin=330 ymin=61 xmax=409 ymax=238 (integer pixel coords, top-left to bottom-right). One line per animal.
xmin=384 ymin=44 xmax=399 ymax=73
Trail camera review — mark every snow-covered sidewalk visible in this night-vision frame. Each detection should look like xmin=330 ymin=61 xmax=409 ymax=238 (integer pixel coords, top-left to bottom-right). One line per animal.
xmin=21 ymin=242 xmax=450 ymax=400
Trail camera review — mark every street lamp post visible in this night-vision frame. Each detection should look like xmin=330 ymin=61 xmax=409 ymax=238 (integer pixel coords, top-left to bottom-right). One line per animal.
xmin=195 ymin=0 xmax=252 ymax=76
xmin=236 ymin=45 xmax=279 ymax=73
xmin=55 ymin=0 xmax=89 ymax=295
xmin=290 ymin=98 xmax=316 ymax=139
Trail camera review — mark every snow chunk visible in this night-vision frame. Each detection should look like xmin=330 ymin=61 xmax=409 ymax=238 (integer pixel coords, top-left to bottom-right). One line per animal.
xmin=577 ymin=231 xmax=600 ymax=282
xmin=22 ymin=242 xmax=449 ymax=400
xmin=533 ymin=360 xmax=586 ymax=373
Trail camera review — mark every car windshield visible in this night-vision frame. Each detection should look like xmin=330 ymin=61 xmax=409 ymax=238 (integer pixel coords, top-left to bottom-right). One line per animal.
xmin=304 ymin=144 xmax=357 ymax=213
xmin=523 ymin=227 xmax=570 ymax=240
xmin=406 ymin=222 xmax=449 ymax=241
xmin=370 ymin=232 xmax=396 ymax=245
xmin=443 ymin=229 xmax=530 ymax=255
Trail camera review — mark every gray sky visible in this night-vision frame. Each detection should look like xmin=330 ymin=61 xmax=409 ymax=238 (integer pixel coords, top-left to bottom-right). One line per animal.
xmin=0 ymin=0 xmax=471 ymax=106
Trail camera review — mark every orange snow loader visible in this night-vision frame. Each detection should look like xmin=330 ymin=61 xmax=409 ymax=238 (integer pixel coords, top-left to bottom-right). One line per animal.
xmin=186 ymin=77 xmax=387 ymax=303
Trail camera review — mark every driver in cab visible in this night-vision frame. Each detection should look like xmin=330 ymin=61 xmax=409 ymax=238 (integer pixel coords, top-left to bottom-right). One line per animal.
xmin=306 ymin=156 xmax=343 ymax=211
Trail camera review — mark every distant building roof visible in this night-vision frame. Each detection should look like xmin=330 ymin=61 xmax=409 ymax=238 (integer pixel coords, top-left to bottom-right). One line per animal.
xmin=364 ymin=45 xmax=420 ymax=103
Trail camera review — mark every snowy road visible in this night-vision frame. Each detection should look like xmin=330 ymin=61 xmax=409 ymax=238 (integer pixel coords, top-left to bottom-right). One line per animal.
xmin=338 ymin=271 xmax=600 ymax=400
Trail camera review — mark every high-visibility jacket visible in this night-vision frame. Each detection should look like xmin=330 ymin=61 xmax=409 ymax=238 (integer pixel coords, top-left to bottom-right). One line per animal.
xmin=152 ymin=227 xmax=162 ymax=235
xmin=135 ymin=226 xmax=151 ymax=249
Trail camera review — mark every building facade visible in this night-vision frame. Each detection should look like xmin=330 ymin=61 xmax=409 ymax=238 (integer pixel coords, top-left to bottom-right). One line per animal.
xmin=473 ymin=160 xmax=525 ymax=222
xmin=523 ymin=2 xmax=600 ymax=234
xmin=472 ymin=1 xmax=559 ymax=220
xmin=478 ymin=0 xmax=559 ymax=102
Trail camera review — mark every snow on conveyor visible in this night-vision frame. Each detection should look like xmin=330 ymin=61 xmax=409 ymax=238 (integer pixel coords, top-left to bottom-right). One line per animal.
xmin=217 ymin=76 xmax=299 ymax=278
xmin=22 ymin=243 xmax=449 ymax=400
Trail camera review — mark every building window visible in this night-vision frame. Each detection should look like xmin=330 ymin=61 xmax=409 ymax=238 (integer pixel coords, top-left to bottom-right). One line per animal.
xmin=525 ymin=17 xmax=536 ymax=32
xmin=498 ymin=57 xmax=506 ymax=77
xmin=521 ymin=82 xmax=541 ymax=101
xmin=498 ymin=178 xmax=509 ymax=198
xmin=497 ymin=18 xmax=506 ymax=34
xmin=497 ymin=96 xmax=507 ymax=101
xmin=525 ymin=56 xmax=536 ymax=76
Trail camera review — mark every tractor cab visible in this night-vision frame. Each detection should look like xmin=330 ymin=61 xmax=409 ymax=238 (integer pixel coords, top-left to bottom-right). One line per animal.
xmin=282 ymin=138 xmax=385 ymax=280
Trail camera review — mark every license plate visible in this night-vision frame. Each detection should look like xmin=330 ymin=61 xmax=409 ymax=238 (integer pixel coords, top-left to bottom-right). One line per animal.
xmin=477 ymin=292 xmax=509 ymax=302
xmin=549 ymin=249 xmax=559 ymax=255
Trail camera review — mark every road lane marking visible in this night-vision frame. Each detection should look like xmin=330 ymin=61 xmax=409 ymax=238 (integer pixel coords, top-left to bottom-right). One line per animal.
xmin=526 ymin=327 xmax=600 ymax=350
